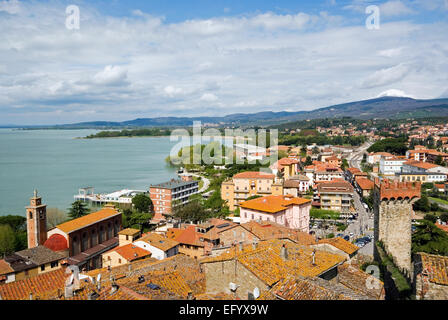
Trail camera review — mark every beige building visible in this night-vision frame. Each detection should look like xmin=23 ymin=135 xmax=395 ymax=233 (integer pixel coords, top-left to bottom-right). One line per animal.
xmin=316 ymin=181 xmax=354 ymax=212
xmin=102 ymin=243 xmax=152 ymax=268
xmin=221 ymin=171 xmax=283 ymax=211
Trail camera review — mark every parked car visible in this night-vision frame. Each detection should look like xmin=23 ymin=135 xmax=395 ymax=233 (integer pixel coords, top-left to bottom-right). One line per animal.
xmin=336 ymin=233 xmax=344 ymax=238
xmin=343 ymin=235 xmax=350 ymax=241
xmin=349 ymin=232 xmax=354 ymax=237
xmin=355 ymin=241 xmax=365 ymax=248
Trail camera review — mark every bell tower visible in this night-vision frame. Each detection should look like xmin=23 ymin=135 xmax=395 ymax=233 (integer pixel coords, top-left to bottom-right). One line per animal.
xmin=26 ymin=190 xmax=48 ymax=248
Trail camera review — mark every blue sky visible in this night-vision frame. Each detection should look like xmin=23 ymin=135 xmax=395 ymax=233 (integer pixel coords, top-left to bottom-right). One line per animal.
xmin=0 ymin=0 xmax=447 ymax=125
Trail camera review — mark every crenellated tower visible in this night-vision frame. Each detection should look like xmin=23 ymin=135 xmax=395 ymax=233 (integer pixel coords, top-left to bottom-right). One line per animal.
xmin=373 ymin=179 xmax=421 ymax=276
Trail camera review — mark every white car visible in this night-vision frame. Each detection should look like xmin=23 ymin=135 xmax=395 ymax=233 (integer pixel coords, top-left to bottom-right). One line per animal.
xmin=349 ymin=232 xmax=354 ymax=237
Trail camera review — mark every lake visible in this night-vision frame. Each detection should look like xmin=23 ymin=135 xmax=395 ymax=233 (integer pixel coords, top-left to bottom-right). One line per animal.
xmin=0 ymin=129 xmax=189 ymax=216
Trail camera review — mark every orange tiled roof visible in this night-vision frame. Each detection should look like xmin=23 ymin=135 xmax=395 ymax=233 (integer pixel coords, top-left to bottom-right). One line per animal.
xmin=201 ymin=240 xmax=346 ymax=286
xmin=355 ymin=177 xmax=374 ymax=190
xmin=139 ymin=233 xmax=179 ymax=251
xmin=240 ymin=195 xmax=311 ymax=214
xmin=0 ymin=268 xmax=66 ymax=300
xmin=0 ymin=259 xmax=14 ymax=276
xmin=233 ymin=171 xmax=275 ymax=179
xmin=404 ymin=160 xmax=439 ymax=170
xmin=169 ymin=225 xmax=205 ymax=247
xmin=419 ymin=252 xmax=448 ymax=285
xmin=436 ymin=223 xmax=448 ymax=233
xmin=318 ymin=237 xmax=359 ymax=255
xmin=240 ymin=220 xmax=315 ymax=244
xmin=111 ymin=243 xmax=152 ymax=262
xmin=56 ymin=207 xmax=120 ymax=234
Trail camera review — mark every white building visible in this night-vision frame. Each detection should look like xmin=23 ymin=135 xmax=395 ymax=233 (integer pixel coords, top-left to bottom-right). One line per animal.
xmin=379 ymin=157 xmax=406 ymax=176
xmin=133 ymin=233 xmax=179 ymax=260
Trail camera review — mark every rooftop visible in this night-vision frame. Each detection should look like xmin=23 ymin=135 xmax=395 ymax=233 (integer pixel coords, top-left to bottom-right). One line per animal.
xmin=56 ymin=207 xmax=120 ymax=234
xmin=139 ymin=233 xmax=179 ymax=251
xmin=108 ymin=243 xmax=152 ymax=262
xmin=16 ymin=246 xmax=66 ymax=266
xmin=240 ymin=195 xmax=311 ymax=214
xmin=355 ymin=177 xmax=375 ymax=190
xmin=318 ymin=237 xmax=359 ymax=255
xmin=150 ymin=179 xmax=198 ymax=190
xmin=419 ymin=252 xmax=448 ymax=286
xmin=201 ymin=240 xmax=346 ymax=286
xmin=233 ymin=171 xmax=275 ymax=180
xmin=404 ymin=160 xmax=440 ymax=170
xmin=317 ymin=181 xmax=354 ymax=193
xmin=118 ymin=228 xmax=141 ymax=237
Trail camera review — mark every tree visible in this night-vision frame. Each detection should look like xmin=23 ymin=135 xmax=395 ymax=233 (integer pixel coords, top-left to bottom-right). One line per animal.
xmin=68 ymin=200 xmax=90 ymax=219
xmin=46 ymin=208 xmax=68 ymax=228
xmin=132 ymin=194 xmax=153 ymax=213
xmin=173 ymin=199 xmax=209 ymax=223
xmin=0 ymin=225 xmax=16 ymax=257
xmin=304 ymin=156 xmax=313 ymax=166
xmin=412 ymin=220 xmax=448 ymax=256
xmin=435 ymin=155 xmax=443 ymax=165
xmin=413 ymin=195 xmax=431 ymax=212
xmin=341 ymin=158 xmax=349 ymax=170
xmin=0 ymin=215 xmax=26 ymax=232
xmin=424 ymin=214 xmax=438 ymax=223
xmin=440 ymin=213 xmax=448 ymax=224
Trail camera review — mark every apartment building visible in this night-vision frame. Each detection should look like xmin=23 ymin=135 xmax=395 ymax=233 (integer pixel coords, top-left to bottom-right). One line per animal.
xmin=150 ymin=179 xmax=199 ymax=221
xmin=221 ymin=171 xmax=283 ymax=211
xmin=379 ymin=157 xmax=407 ymax=176
xmin=316 ymin=181 xmax=354 ymax=212
xmin=402 ymin=160 xmax=448 ymax=175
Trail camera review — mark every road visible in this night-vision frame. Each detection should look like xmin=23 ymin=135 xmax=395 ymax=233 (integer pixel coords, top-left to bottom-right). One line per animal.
xmin=187 ymin=172 xmax=210 ymax=193
xmin=347 ymin=140 xmax=374 ymax=169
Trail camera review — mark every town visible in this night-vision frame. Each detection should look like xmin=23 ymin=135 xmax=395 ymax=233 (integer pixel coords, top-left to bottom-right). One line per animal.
xmin=1 ymin=117 xmax=447 ymax=301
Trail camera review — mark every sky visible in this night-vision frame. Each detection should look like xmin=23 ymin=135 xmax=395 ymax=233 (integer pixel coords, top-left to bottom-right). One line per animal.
xmin=0 ymin=0 xmax=447 ymax=125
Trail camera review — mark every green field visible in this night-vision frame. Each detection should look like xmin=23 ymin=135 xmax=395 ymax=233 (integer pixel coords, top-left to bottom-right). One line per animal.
xmin=429 ymin=197 xmax=448 ymax=206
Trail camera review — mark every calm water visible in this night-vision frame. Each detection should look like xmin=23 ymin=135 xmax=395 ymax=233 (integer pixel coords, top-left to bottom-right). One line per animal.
xmin=0 ymin=129 xmax=184 ymax=216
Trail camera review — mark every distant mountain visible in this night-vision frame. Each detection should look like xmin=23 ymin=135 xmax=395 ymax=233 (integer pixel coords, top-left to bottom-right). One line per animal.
xmin=31 ymin=96 xmax=448 ymax=129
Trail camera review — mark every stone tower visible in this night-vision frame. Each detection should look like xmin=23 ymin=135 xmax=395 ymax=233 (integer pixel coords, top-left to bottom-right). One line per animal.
xmin=26 ymin=190 xmax=47 ymax=248
xmin=373 ymin=179 xmax=420 ymax=276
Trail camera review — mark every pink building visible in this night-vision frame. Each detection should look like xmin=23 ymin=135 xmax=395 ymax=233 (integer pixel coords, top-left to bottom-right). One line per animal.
xmin=239 ymin=195 xmax=311 ymax=233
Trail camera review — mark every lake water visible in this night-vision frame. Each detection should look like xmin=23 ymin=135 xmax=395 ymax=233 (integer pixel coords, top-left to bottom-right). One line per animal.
xmin=0 ymin=129 xmax=187 ymax=216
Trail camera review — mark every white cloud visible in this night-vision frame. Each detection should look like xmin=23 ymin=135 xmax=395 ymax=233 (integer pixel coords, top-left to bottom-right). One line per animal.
xmin=361 ymin=64 xmax=410 ymax=89
xmin=200 ymin=93 xmax=218 ymax=102
xmin=379 ymin=1 xmax=415 ymax=17
xmin=0 ymin=1 xmax=447 ymax=124
xmin=0 ymin=0 xmax=20 ymax=14
xmin=377 ymin=89 xmax=415 ymax=98
xmin=93 ymin=65 xmax=129 ymax=86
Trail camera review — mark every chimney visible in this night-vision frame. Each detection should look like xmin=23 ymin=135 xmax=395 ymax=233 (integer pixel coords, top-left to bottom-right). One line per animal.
xmin=239 ymin=242 xmax=243 ymax=251
xmin=280 ymin=244 xmax=288 ymax=260
xmin=252 ymin=239 xmax=258 ymax=250
xmin=29 ymin=292 xmax=33 ymax=300
xmin=311 ymin=249 xmax=316 ymax=266
xmin=111 ymin=283 xmax=119 ymax=294
xmin=187 ymin=292 xmax=193 ymax=300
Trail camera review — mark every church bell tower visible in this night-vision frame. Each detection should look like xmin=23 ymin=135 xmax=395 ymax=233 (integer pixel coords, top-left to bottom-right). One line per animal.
xmin=26 ymin=190 xmax=47 ymax=248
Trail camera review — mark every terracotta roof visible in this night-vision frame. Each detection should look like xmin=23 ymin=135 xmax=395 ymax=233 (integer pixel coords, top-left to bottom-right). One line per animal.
xmin=317 ymin=181 xmax=354 ymax=193
xmin=436 ymin=223 xmax=448 ymax=233
xmin=233 ymin=171 xmax=275 ymax=179
xmin=355 ymin=177 xmax=375 ymax=190
xmin=117 ymin=270 xmax=192 ymax=300
xmin=278 ymin=158 xmax=299 ymax=165
xmin=56 ymin=207 xmax=120 ymax=234
xmin=419 ymin=252 xmax=448 ymax=285
xmin=337 ymin=264 xmax=384 ymax=300
xmin=0 ymin=259 xmax=14 ymax=276
xmin=290 ymin=174 xmax=310 ymax=181
xmin=346 ymin=167 xmax=361 ymax=174
xmin=261 ymin=275 xmax=371 ymax=300
xmin=240 ymin=195 xmax=311 ymax=214
xmin=240 ymin=220 xmax=315 ymax=244
xmin=110 ymin=244 xmax=152 ymax=262
xmin=169 ymin=225 xmax=206 ymax=247
xmin=0 ymin=268 xmax=66 ymax=300
xmin=139 ymin=233 xmax=179 ymax=251
xmin=118 ymin=228 xmax=141 ymax=236
xmin=404 ymin=160 xmax=439 ymax=170
xmin=201 ymin=240 xmax=346 ymax=286
xmin=318 ymin=237 xmax=359 ymax=255
xmin=44 ymin=234 xmax=69 ymax=252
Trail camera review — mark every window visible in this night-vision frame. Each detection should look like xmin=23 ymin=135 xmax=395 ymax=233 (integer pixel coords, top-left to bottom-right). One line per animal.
xmin=108 ymin=256 xmax=111 ymax=261
xmin=41 ymin=265 xmax=45 ymax=271
xmin=29 ymin=212 xmax=33 ymax=219
xmin=51 ymin=261 xmax=58 ymax=268
xmin=119 ymin=259 xmax=122 ymax=264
